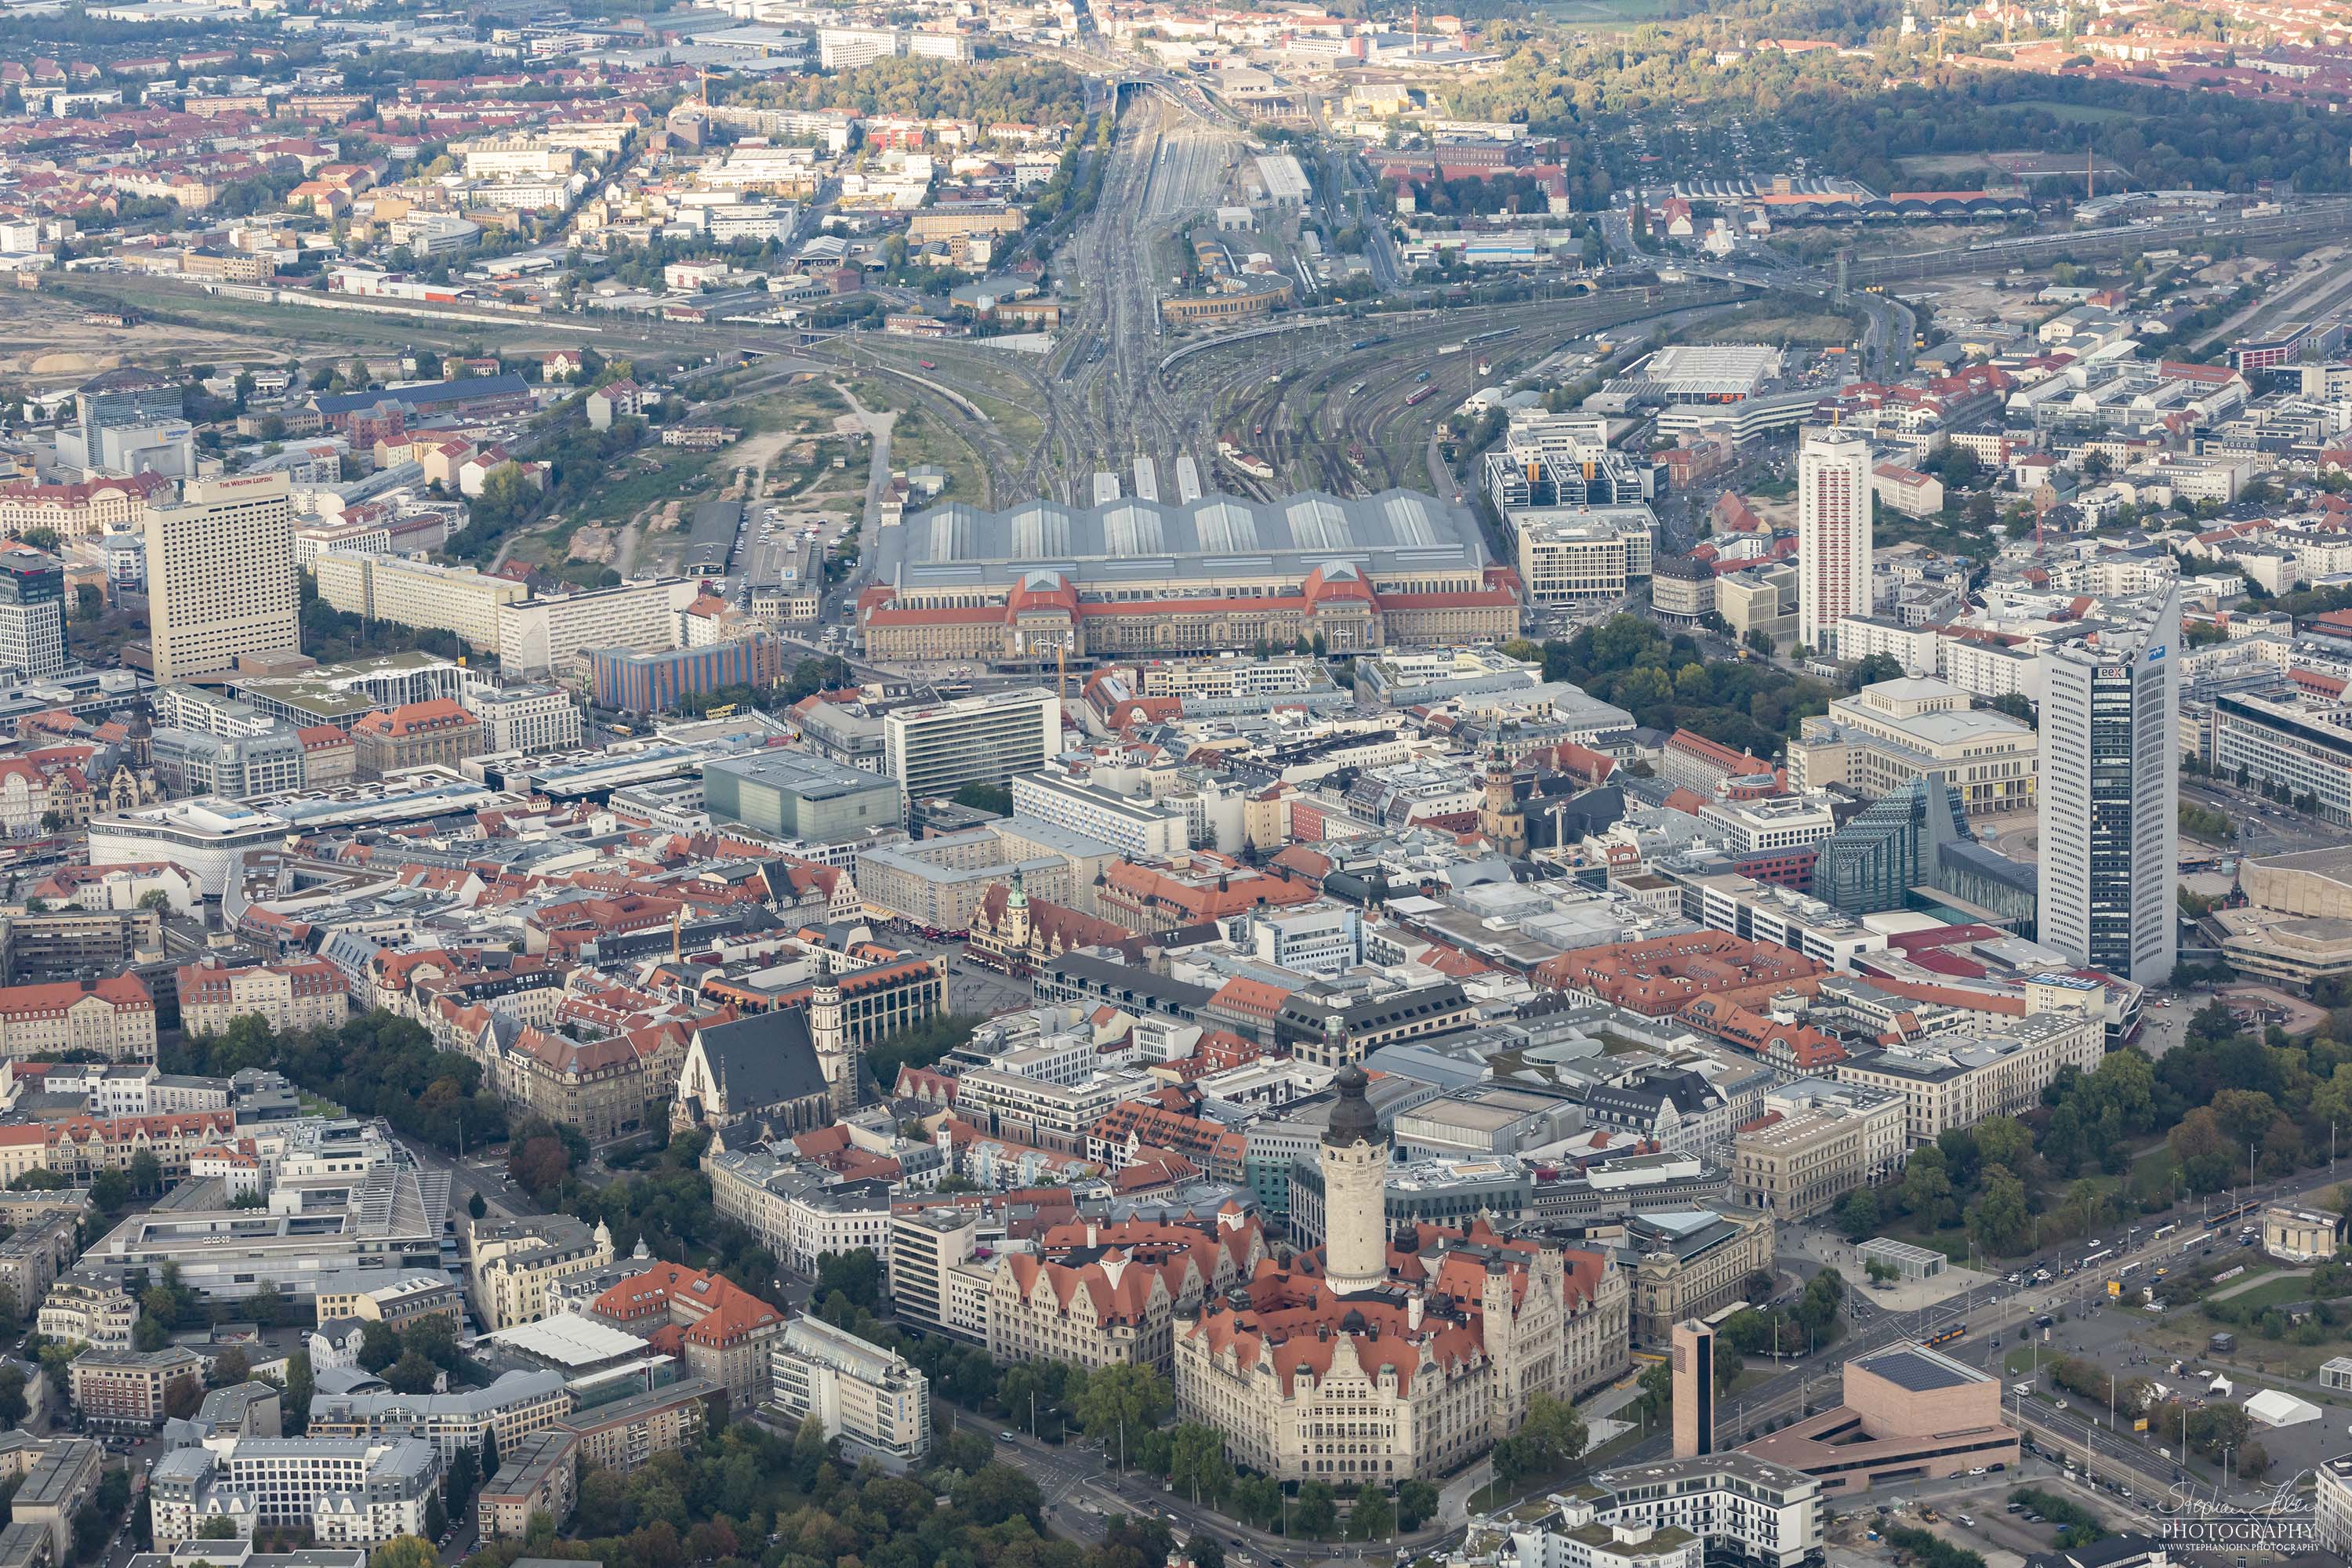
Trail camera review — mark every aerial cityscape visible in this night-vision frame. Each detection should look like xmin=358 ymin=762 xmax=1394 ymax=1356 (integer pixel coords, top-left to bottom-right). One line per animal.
xmin=11 ymin=3 xmax=2352 ymax=1568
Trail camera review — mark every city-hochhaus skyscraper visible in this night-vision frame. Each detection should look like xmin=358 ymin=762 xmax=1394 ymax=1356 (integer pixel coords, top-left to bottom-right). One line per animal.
xmin=1796 ymin=429 xmax=1872 ymax=656
xmin=2038 ymin=586 xmax=2180 ymax=984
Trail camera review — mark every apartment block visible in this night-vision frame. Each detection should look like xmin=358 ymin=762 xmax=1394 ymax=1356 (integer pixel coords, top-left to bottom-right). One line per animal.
xmin=476 ymin=1428 xmax=579 ymax=1541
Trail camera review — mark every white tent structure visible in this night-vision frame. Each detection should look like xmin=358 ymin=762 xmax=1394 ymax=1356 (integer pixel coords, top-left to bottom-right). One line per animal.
xmin=2245 ymin=1388 xmax=2321 ymax=1428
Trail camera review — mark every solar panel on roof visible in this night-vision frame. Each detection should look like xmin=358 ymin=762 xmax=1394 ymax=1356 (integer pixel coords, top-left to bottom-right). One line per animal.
xmin=1860 ymin=1347 xmax=1975 ymax=1392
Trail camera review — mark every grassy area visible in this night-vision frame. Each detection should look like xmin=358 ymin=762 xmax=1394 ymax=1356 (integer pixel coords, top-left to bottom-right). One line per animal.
xmin=741 ymin=380 xmax=853 ymax=436
xmin=572 ymin=445 xmax=721 ymax=528
xmin=2209 ymin=1276 xmax=2312 ymax=1313
xmin=1708 ymin=313 xmax=1860 ymax=346
xmin=1538 ymin=0 xmax=1678 ymax=26
xmin=887 ymin=402 xmax=990 ymax=506
xmin=967 ymin=390 xmax=1046 ymax=454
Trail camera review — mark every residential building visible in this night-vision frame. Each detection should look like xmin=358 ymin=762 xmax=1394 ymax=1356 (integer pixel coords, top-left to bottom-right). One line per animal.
xmin=557 ymin=1377 xmax=720 ymax=1475
xmin=67 ymin=1345 xmax=204 ymax=1428
xmin=176 ymin=958 xmax=347 ymax=1036
xmin=38 ymin=1274 xmax=139 ymax=1348
xmin=2038 ymin=588 xmax=2179 ymax=983
xmin=306 ymin=1369 xmax=573 ymax=1461
xmin=311 ymin=551 xmax=529 ymax=652
xmin=476 ymin=1428 xmax=579 ymax=1541
xmin=769 ymin=1315 xmax=931 ymax=1471
xmin=5 ymin=1440 xmax=103 ymax=1566
xmin=147 ymin=1437 xmax=441 ymax=1547
xmin=1796 ymin=431 xmax=1871 ymax=655
xmin=142 ymin=474 xmax=298 ymax=683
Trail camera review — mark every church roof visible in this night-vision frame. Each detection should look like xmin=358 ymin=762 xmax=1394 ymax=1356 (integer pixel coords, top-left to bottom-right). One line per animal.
xmin=689 ymin=1007 xmax=825 ymax=1111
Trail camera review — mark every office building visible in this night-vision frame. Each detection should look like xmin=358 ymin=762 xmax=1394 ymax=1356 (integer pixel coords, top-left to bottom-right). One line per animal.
xmin=77 ymin=1163 xmax=444 ymax=1302
xmin=1791 ymin=678 xmax=2038 ymax=817
xmin=768 ymin=1316 xmax=931 ymax=1472
xmin=64 ymin=367 xmax=183 ymax=472
xmin=1795 ymin=431 xmax=1871 ymax=655
xmin=1813 ymin=775 xmax=1968 ymax=916
xmin=0 ymin=549 xmax=65 ymax=682
xmin=463 ymin=685 xmax=583 ymax=755
xmin=467 ymin=1215 xmax=617 ymax=1331
xmin=887 ymin=1206 xmax=985 ymax=1340
xmin=1836 ymin=1010 xmax=2106 ymax=1145
xmin=590 ymin=633 xmax=782 ymax=712
xmin=702 ymin=750 xmax=903 ymax=843
xmin=884 ymin=687 xmax=1060 ymax=807
xmin=2038 ymin=586 xmax=2179 ymax=983
xmin=1515 ymin=507 xmax=1660 ymax=604
xmin=142 ymin=474 xmax=298 ymax=683
xmin=1671 ymin=1319 xmax=1714 ymax=1457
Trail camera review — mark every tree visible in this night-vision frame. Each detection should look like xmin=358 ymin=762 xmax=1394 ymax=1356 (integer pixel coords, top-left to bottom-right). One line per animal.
xmin=813 ymin=1248 xmax=883 ymax=1312
xmin=1637 ymin=1357 xmax=1673 ymax=1423
xmin=1901 ymin=1145 xmax=1955 ymax=1225
xmin=283 ymin=1350 xmax=315 ymax=1433
xmin=445 ymin=1441 xmax=479 ymax=1509
xmin=367 ymin=1539 xmax=440 ymax=1568
xmin=1740 ymin=1269 xmax=1775 ymax=1306
xmin=133 ymin=1314 xmax=169 ymax=1351
xmin=1350 ymin=1486 xmax=1396 ymax=1541
xmin=1968 ymin=1164 xmax=2032 ymax=1255
xmin=1397 ymin=1479 xmax=1441 ymax=1531
xmin=1976 ymin=1116 xmax=2034 ymax=1175
xmin=129 ymin=1149 xmax=163 ymax=1196
xmin=1838 ymin=1187 xmax=1881 ymax=1242
xmin=359 ymin=1320 xmax=403 ymax=1374
xmin=89 ymin=1167 xmax=131 ymax=1214
xmin=953 ymin=1463 xmax=1043 ymax=1526
xmin=0 ymin=1364 xmax=26 ymax=1427
xmin=1188 ymin=1534 xmax=1227 ymax=1568
xmin=468 ymin=1190 xmax=488 ymax=1221
xmin=1168 ymin=1422 xmax=1231 ymax=1504
xmin=1294 ymin=1480 xmax=1339 ymax=1537
xmin=1072 ymin=1362 xmax=1171 ymax=1466
xmin=387 ymin=1349 xmax=441 ymax=1395
xmin=198 ymin=1518 xmax=240 ymax=1541
xmin=1714 ymin=1342 xmax=1744 ymax=1396
xmin=208 ymin=1346 xmax=250 ymax=1388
